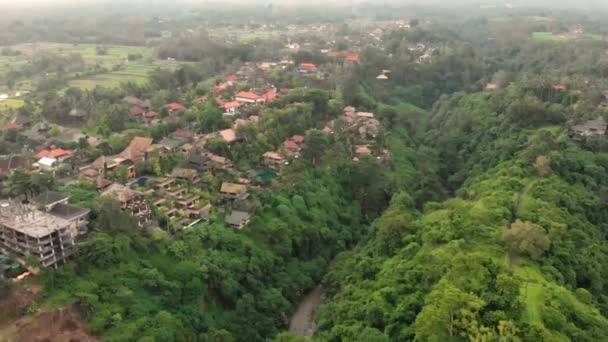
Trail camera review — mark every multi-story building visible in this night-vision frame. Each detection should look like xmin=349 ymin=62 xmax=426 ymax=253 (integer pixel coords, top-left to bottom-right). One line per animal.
xmin=0 ymin=200 xmax=74 ymax=269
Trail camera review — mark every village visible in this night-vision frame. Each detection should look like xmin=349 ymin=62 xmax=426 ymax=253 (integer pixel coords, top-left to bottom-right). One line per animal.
xmin=0 ymin=39 xmax=394 ymax=274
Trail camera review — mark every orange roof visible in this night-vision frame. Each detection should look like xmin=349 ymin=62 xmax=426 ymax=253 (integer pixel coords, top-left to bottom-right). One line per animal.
xmin=263 ymin=92 xmax=278 ymax=103
xmin=223 ymin=101 xmax=242 ymax=109
xmin=235 ymin=91 xmax=262 ymax=100
xmin=165 ymin=103 xmax=185 ymax=111
xmin=3 ymin=122 xmax=23 ymax=130
xmin=219 ymin=128 xmax=237 ymax=143
xmin=552 ymin=84 xmax=567 ymax=91
xmin=264 ymin=151 xmax=284 ymax=160
xmin=298 ymin=63 xmax=318 ymax=70
xmin=346 ymin=53 xmax=360 ymax=63
xmin=355 ymin=146 xmax=371 ymax=155
xmin=226 ymin=74 xmax=238 ymax=83
xmin=36 ymin=148 xmax=73 ymax=159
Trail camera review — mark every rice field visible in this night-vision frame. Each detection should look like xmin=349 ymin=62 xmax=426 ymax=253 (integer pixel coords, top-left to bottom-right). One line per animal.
xmin=2 ymin=42 xmax=186 ymax=91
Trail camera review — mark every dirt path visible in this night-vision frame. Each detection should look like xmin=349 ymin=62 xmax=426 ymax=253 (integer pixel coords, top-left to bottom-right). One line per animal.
xmin=289 ymin=286 xmax=324 ymax=337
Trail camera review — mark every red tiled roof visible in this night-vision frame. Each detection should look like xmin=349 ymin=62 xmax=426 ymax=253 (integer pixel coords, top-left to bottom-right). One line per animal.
xmin=223 ymin=101 xmax=242 ymax=109
xmin=292 ymin=135 xmax=305 ymax=143
xmin=226 ymin=74 xmax=238 ymax=83
xmin=263 ymin=92 xmax=278 ymax=103
xmin=284 ymin=140 xmax=300 ymax=150
xmin=235 ymin=91 xmax=262 ymax=100
xmin=131 ymin=106 xmax=147 ymax=115
xmin=346 ymin=53 xmax=360 ymax=63
xmin=143 ymin=111 xmax=158 ymax=118
xmin=165 ymin=103 xmax=185 ymax=111
xmin=3 ymin=122 xmax=23 ymax=130
xmin=298 ymin=63 xmax=318 ymax=71
xmin=552 ymin=84 xmax=567 ymax=91
xmin=173 ymin=129 xmax=194 ymax=138
xmin=36 ymin=148 xmax=73 ymax=159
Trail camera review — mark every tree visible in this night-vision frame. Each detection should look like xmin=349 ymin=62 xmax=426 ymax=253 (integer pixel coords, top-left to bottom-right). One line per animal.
xmin=503 ymin=220 xmax=551 ymax=261
xmin=414 ymin=282 xmax=486 ymax=340
xmin=302 ymin=129 xmax=328 ymax=166
xmin=8 ymin=169 xmax=33 ymax=202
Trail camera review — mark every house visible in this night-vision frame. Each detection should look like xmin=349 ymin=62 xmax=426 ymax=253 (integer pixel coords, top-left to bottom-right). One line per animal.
xmin=376 ymin=74 xmax=389 ymax=80
xmin=101 ymin=183 xmax=152 ymax=226
xmin=225 ymin=210 xmax=251 ymax=230
xmin=219 ymin=128 xmax=238 ymax=143
xmin=263 ymin=91 xmax=278 ymax=103
xmin=188 ymin=154 xmax=213 ymax=171
xmin=552 ymin=84 xmax=567 ymax=91
xmin=155 ymin=178 xmax=176 ymax=190
xmin=286 ymin=42 xmax=301 ymax=50
xmin=263 ymin=151 xmax=287 ymax=171
xmin=68 ymin=108 xmax=87 ymax=120
xmin=164 ymin=103 xmax=185 ymax=112
xmin=355 ymin=145 xmax=372 ymax=156
xmin=172 ymin=129 xmax=195 ymax=142
xmin=158 ymin=137 xmax=183 ymax=152
xmin=356 ymin=112 xmax=375 ymax=119
xmin=207 ymin=153 xmax=233 ymax=170
xmin=570 ymin=118 xmax=607 ymax=140
xmin=346 ymin=53 xmax=360 ymax=63
xmin=131 ymin=106 xmax=147 ymax=116
xmin=486 ymin=83 xmax=498 ymax=90
xmin=171 ymin=168 xmax=201 ymax=184
xmin=235 ymin=91 xmax=265 ymax=104
xmin=85 ymin=136 xmax=154 ymax=179
xmin=220 ymin=182 xmax=249 ymax=201
xmin=35 ymin=157 xmax=58 ymax=172
xmin=283 ymin=135 xmax=304 ymax=155
xmin=123 ymin=96 xmax=149 ymax=108
xmin=226 ymin=74 xmax=239 ymax=83
xmin=177 ymin=195 xmax=199 ymax=209
xmin=284 ymin=140 xmax=300 ymax=153
xmin=35 ymin=147 xmax=73 ymax=162
xmin=122 ymin=136 xmax=154 ymax=162
xmin=297 ymin=63 xmax=318 ymax=74
xmin=222 ymin=101 xmax=242 ymax=116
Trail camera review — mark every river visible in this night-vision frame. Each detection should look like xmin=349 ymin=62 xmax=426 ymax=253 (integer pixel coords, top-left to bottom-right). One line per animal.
xmin=289 ymin=286 xmax=325 ymax=337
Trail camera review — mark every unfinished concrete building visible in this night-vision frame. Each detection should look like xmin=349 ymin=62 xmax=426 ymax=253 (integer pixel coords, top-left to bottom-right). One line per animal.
xmin=0 ymin=200 xmax=74 ymax=269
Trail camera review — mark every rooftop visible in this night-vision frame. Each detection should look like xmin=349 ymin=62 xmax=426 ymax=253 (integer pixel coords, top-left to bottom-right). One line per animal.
xmin=235 ymin=91 xmax=262 ymax=100
xmin=32 ymin=191 xmax=69 ymax=206
xmin=0 ymin=200 xmax=71 ymax=238
xmin=225 ymin=210 xmax=251 ymax=228
xmin=220 ymin=182 xmax=247 ymax=194
xmin=49 ymin=203 xmax=90 ymax=221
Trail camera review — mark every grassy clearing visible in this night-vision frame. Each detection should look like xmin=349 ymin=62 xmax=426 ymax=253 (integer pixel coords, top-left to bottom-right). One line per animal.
xmin=68 ymin=72 xmax=149 ymax=90
xmin=532 ymin=32 xmax=604 ymax=42
xmin=532 ymin=32 xmax=569 ymax=42
xmin=0 ymin=99 xmax=25 ymax=110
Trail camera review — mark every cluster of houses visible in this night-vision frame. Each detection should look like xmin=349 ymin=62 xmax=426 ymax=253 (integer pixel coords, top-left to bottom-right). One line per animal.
xmin=323 ymin=106 xmax=388 ymax=161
